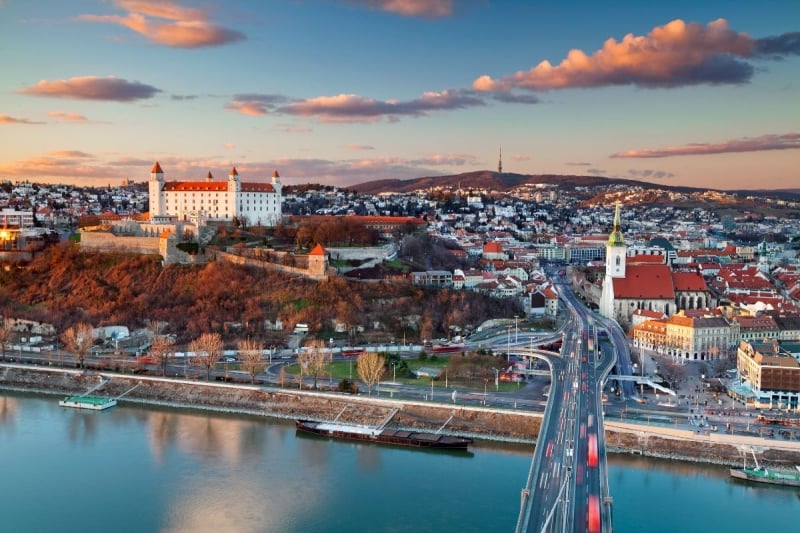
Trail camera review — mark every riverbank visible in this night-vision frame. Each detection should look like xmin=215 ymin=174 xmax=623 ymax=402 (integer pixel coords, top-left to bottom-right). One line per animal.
xmin=3 ymin=364 xmax=799 ymax=466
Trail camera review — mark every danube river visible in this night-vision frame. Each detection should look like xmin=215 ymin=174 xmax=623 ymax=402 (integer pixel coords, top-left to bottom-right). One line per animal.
xmin=1 ymin=392 xmax=798 ymax=532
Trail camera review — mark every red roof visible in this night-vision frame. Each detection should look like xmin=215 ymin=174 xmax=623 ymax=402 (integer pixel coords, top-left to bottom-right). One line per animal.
xmin=164 ymin=182 xmax=228 ymax=192
xmin=628 ymin=254 xmax=665 ymax=265
xmin=309 ymin=243 xmax=326 ymax=256
xmin=241 ymin=183 xmax=275 ymax=192
xmin=612 ymin=264 xmax=675 ymax=299
xmin=672 ymin=271 xmax=708 ymax=292
xmin=151 ymin=161 xmax=163 ymax=173
xmin=483 ymin=242 xmax=504 ymax=253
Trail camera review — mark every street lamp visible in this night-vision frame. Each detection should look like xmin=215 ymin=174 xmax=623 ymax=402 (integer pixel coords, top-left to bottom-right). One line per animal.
xmin=514 ymin=315 xmax=519 ymax=344
xmin=507 ymin=327 xmax=511 ymax=361
xmin=392 ymin=361 xmax=397 ymax=383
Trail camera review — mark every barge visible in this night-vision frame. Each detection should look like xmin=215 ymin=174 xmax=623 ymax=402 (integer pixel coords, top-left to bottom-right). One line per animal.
xmin=729 ymin=448 xmax=800 ymax=488
xmin=59 ymin=396 xmax=117 ymax=411
xmin=295 ymin=419 xmax=473 ymax=450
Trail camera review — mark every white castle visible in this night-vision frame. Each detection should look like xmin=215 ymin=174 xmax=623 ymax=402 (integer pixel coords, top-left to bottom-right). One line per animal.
xmin=148 ymin=162 xmax=282 ymax=227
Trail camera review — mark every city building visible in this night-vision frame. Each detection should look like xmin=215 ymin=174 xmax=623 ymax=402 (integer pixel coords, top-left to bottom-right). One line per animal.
xmin=737 ymin=339 xmax=800 ymax=409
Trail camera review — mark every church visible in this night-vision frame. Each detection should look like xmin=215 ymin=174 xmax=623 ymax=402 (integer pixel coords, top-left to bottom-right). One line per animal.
xmin=148 ymin=162 xmax=282 ymax=227
xmin=599 ymin=203 xmax=712 ymax=329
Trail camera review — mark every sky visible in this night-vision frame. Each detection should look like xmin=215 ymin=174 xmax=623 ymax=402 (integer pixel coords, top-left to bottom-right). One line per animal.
xmin=1 ymin=0 xmax=799 ymax=190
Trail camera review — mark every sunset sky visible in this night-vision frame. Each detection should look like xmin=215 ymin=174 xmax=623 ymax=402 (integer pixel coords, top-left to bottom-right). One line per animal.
xmin=1 ymin=0 xmax=799 ymax=189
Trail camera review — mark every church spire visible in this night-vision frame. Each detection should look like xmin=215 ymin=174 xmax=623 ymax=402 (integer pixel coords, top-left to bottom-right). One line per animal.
xmin=608 ymin=201 xmax=624 ymax=246
xmin=498 ymin=145 xmax=503 ymax=174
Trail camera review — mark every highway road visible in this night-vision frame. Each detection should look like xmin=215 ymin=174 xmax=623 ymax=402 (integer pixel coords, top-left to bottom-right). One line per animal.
xmin=516 ymin=276 xmax=617 ymax=533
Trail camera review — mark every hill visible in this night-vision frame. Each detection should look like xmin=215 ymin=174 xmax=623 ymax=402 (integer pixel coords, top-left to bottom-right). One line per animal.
xmin=349 ymin=171 xmax=704 ymax=196
xmin=0 ymin=244 xmax=521 ymax=346
xmin=348 ymin=171 xmax=800 ymax=200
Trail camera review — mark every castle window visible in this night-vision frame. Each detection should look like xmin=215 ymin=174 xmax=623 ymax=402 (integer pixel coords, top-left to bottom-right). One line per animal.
xmin=615 ymin=256 xmax=621 ymax=266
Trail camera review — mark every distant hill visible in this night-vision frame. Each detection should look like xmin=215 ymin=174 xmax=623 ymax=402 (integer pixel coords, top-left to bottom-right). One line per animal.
xmin=346 ymin=171 xmax=800 ymax=201
xmin=348 ymin=171 xmax=714 ymax=196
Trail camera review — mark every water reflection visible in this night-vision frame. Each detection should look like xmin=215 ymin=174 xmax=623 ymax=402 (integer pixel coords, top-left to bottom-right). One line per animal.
xmin=0 ymin=396 xmax=17 ymax=428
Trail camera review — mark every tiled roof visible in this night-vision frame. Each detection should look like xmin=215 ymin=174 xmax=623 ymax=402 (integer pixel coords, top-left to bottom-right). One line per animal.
xmin=163 ymin=182 xmax=228 ymax=192
xmin=612 ymin=264 xmax=675 ymax=299
xmin=483 ymin=241 xmax=503 ymax=253
xmin=241 ymin=183 xmax=275 ymax=192
xmin=309 ymin=243 xmax=326 ymax=256
xmin=628 ymin=254 xmax=665 ymax=265
xmin=672 ymin=271 xmax=708 ymax=292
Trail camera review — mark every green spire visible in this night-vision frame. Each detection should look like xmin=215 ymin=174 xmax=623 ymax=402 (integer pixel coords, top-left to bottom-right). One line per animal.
xmin=608 ymin=201 xmax=624 ymax=246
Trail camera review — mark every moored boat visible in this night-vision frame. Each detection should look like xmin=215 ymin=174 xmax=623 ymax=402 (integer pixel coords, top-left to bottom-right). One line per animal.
xmin=295 ymin=419 xmax=473 ymax=450
xmin=729 ymin=448 xmax=800 ymax=488
xmin=730 ymin=467 xmax=800 ymax=488
xmin=59 ymin=396 xmax=117 ymax=410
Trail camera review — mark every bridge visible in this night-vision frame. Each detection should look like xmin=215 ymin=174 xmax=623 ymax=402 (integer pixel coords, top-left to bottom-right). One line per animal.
xmin=508 ymin=279 xmax=634 ymax=532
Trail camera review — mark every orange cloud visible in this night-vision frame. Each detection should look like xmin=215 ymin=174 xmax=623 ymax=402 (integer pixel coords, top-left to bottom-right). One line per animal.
xmin=474 ymin=19 xmax=763 ymax=92
xmin=347 ymin=144 xmax=375 ymax=151
xmin=48 ymin=111 xmax=89 ymax=122
xmin=18 ymin=76 xmax=160 ymax=101
xmin=611 ymin=133 xmax=800 ymax=158
xmin=79 ymin=0 xmax=245 ymax=48
xmin=351 ymin=0 xmax=454 ymax=18
xmin=0 ymin=114 xmax=44 ymax=125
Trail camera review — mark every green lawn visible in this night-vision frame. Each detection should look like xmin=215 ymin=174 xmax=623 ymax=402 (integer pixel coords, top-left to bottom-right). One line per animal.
xmin=284 ymin=356 xmax=530 ymax=392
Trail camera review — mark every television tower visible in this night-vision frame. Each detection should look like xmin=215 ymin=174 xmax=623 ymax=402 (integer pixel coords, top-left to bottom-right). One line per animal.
xmin=498 ymin=145 xmax=503 ymax=174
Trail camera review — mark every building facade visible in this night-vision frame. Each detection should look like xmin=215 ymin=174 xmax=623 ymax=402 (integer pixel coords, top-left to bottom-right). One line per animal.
xmin=737 ymin=339 xmax=800 ymax=409
xmin=148 ymin=162 xmax=282 ymax=226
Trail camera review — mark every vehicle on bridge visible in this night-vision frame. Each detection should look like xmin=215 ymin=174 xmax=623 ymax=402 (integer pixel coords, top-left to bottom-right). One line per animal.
xmin=587 ymin=494 xmax=601 ymax=533
xmin=587 ymin=433 xmax=598 ymax=467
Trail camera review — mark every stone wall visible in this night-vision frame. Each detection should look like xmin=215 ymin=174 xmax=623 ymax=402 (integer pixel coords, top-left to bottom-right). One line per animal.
xmin=216 ymin=250 xmax=329 ymax=281
xmin=80 ymin=231 xmax=161 ymax=256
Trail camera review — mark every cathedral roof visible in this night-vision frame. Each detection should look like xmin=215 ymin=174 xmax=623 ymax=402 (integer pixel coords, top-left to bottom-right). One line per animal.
xmin=672 ymin=271 xmax=708 ymax=292
xmin=151 ymin=161 xmax=163 ymax=173
xmin=611 ymin=264 xmax=675 ymax=300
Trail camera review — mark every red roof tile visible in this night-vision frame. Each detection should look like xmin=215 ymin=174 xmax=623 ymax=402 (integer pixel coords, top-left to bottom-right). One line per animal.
xmin=612 ymin=264 xmax=675 ymax=299
xmin=628 ymin=254 xmax=665 ymax=265
xmin=309 ymin=243 xmax=326 ymax=256
xmin=672 ymin=271 xmax=708 ymax=292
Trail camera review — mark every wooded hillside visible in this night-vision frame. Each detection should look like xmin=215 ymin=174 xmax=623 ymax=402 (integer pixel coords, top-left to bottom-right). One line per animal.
xmin=0 ymin=243 xmax=521 ymax=344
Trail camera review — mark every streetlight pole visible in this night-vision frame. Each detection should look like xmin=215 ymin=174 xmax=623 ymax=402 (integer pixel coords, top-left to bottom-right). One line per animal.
xmin=392 ymin=361 xmax=397 ymax=383
xmin=507 ymin=327 xmax=511 ymax=361
xmin=514 ymin=315 xmax=519 ymax=343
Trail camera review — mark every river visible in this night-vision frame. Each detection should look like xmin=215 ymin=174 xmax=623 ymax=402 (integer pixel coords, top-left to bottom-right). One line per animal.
xmin=1 ymin=392 xmax=797 ymax=532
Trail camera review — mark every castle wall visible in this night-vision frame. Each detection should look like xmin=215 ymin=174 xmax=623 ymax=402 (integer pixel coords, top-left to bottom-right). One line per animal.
xmin=216 ymin=250 xmax=329 ymax=281
xmin=80 ymin=231 xmax=161 ymax=256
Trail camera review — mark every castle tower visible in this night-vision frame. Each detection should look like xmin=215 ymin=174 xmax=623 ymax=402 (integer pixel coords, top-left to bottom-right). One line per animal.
xmin=308 ymin=243 xmax=329 ymax=280
xmin=148 ymin=161 xmax=165 ymax=221
xmin=271 ymin=170 xmax=282 ymax=194
xmin=605 ymin=201 xmax=626 ymax=279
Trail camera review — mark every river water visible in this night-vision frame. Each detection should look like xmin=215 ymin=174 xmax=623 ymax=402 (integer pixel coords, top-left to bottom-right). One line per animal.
xmin=1 ymin=392 xmax=798 ymax=532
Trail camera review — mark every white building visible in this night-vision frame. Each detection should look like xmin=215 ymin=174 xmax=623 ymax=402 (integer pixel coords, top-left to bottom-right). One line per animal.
xmin=148 ymin=162 xmax=282 ymax=226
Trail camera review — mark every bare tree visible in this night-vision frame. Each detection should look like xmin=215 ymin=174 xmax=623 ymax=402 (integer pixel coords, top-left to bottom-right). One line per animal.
xmin=296 ymin=340 xmax=329 ymax=389
xmin=278 ymin=366 xmax=287 ymax=388
xmin=189 ymin=332 xmax=223 ymax=381
xmin=0 ymin=320 xmax=10 ymax=361
xmin=61 ymin=322 xmax=94 ymax=368
xmin=238 ymin=338 xmax=265 ymax=384
xmin=357 ymin=351 xmax=385 ymax=395
xmin=149 ymin=335 xmax=174 ymax=377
